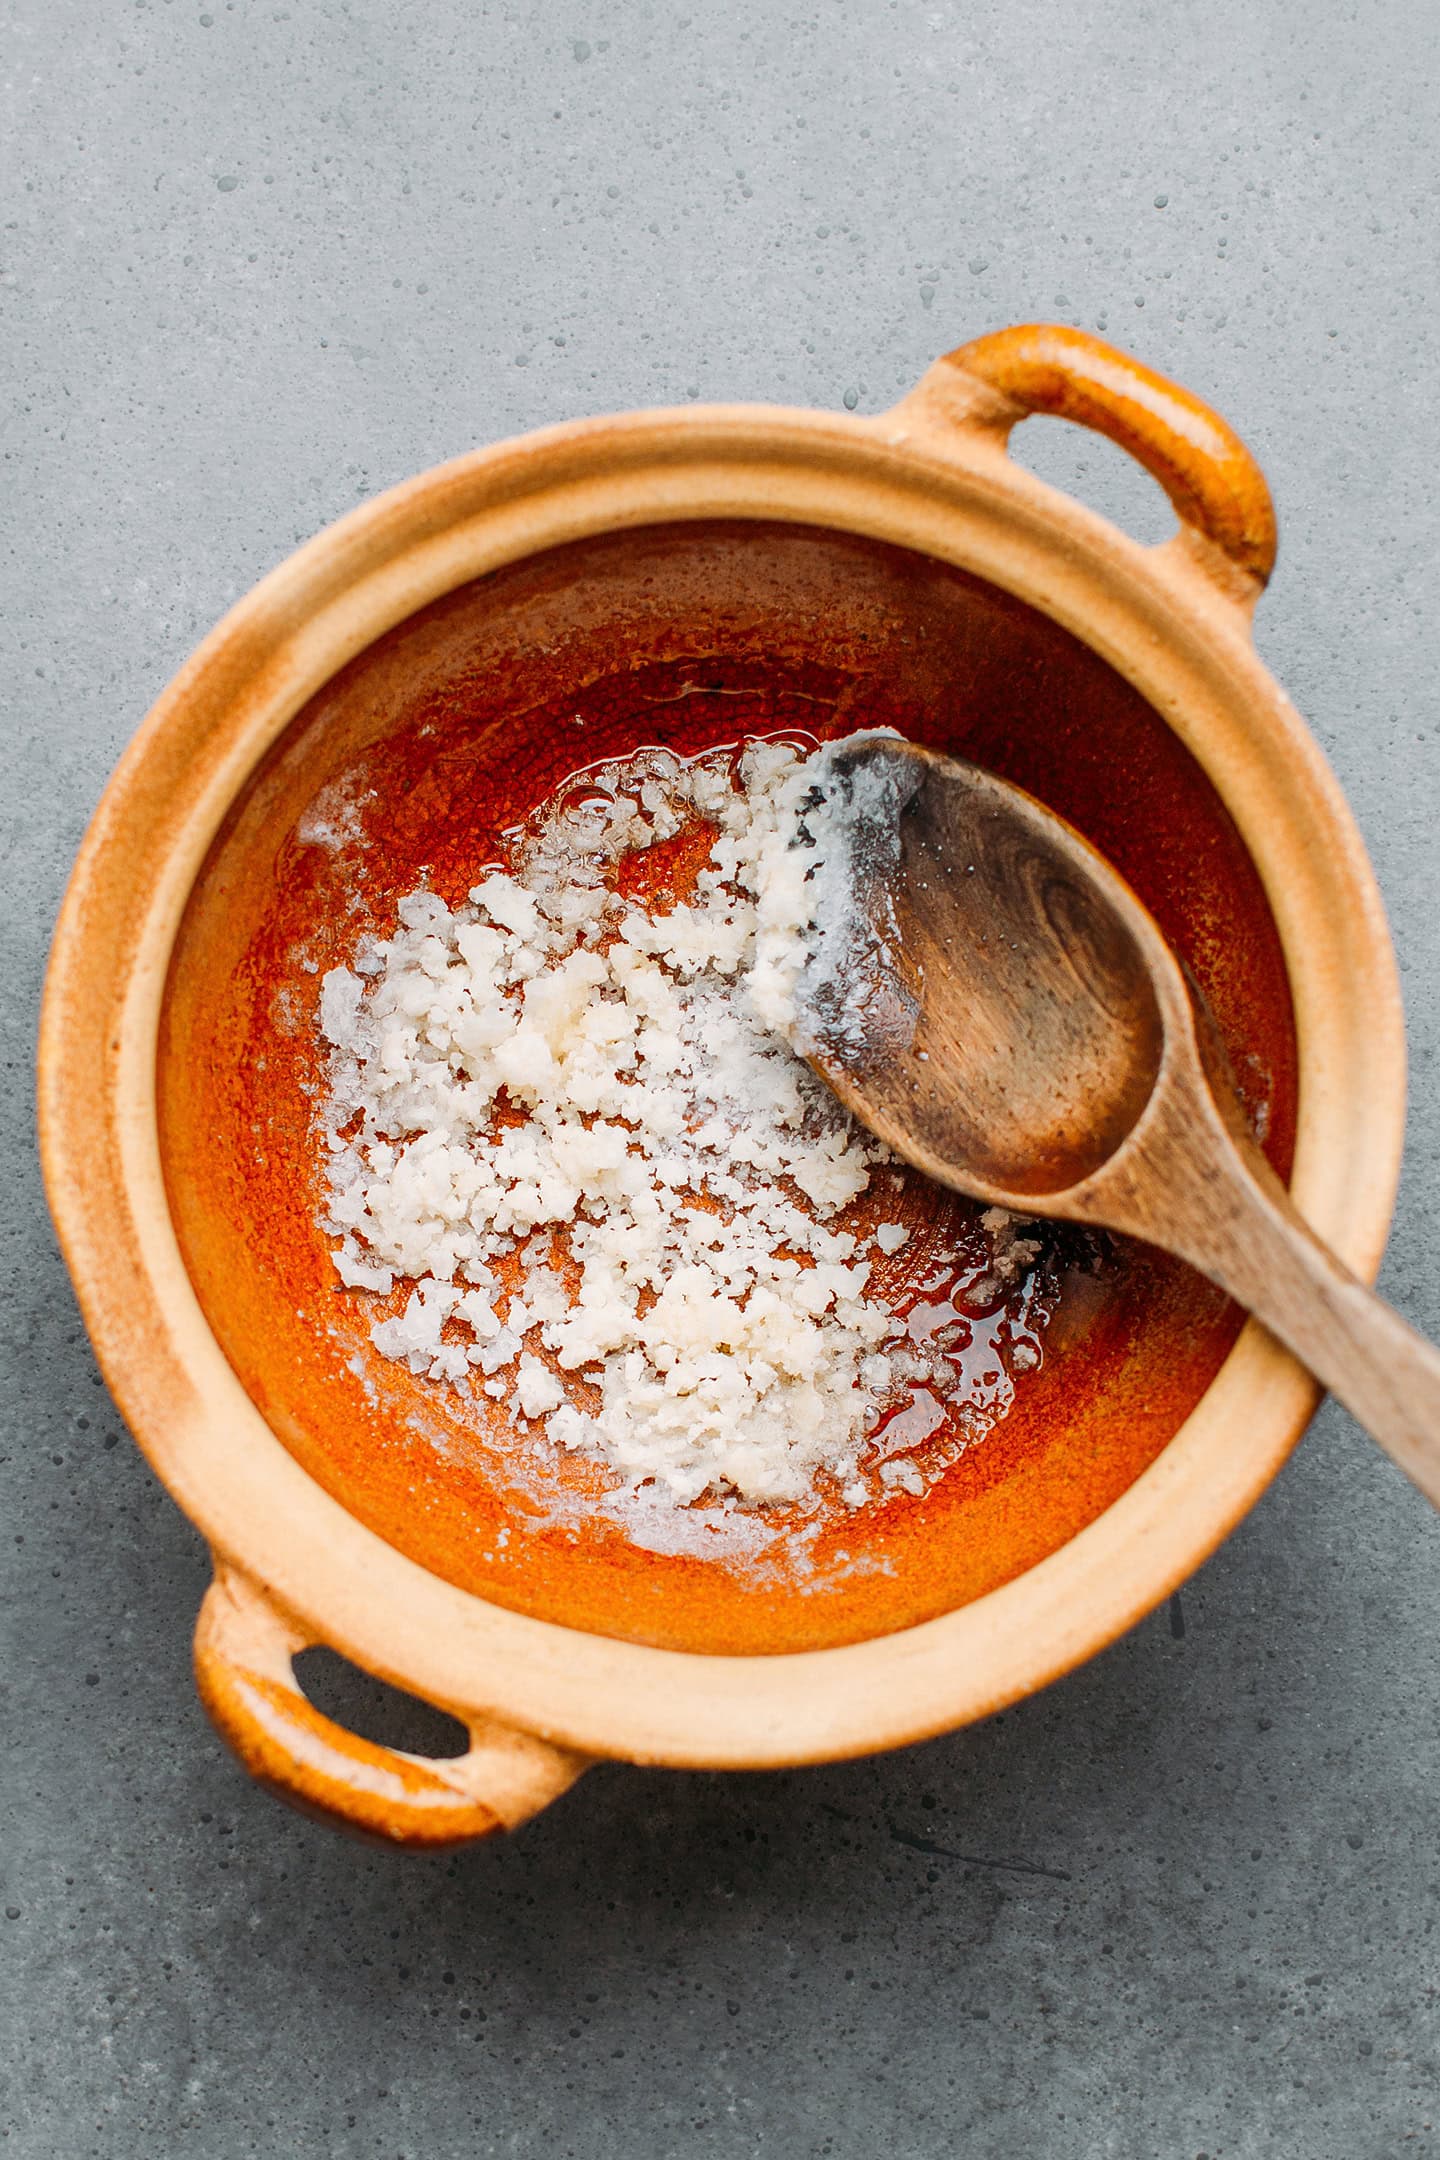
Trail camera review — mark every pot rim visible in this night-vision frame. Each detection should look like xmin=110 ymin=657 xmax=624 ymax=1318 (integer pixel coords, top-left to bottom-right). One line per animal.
xmin=38 ymin=370 xmax=1406 ymax=1769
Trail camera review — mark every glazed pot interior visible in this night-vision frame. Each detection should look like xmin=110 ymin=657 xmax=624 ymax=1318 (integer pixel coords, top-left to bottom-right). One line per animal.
xmin=158 ymin=520 xmax=1297 ymax=1657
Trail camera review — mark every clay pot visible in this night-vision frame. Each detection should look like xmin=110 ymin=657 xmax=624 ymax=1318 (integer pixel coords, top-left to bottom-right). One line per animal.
xmin=39 ymin=326 xmax=1404 ymax=1845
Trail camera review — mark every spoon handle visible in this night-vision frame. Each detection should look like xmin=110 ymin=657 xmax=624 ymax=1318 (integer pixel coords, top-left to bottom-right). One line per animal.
xmin=1142 ymin=1109 xmax=1440 ymax=1511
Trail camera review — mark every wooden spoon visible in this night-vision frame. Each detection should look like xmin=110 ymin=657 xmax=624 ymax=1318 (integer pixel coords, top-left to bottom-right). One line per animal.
xmin=796 ymin=737 xmax=1440 ymax=1510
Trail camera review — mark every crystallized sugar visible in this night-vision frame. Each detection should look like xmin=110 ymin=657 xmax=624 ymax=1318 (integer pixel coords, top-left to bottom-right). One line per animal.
xmin=752 ymin=728 xmax=925 ymax=1066
xmin=317 ymin=736 xmax=1034 ymax=1510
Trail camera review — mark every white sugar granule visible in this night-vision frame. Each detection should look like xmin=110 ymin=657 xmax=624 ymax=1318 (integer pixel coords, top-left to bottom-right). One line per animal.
xmin=317 ymin=736 xmax=1030 ymax=1510
xmin=751 ymin=728 xmax=925 ymax=1065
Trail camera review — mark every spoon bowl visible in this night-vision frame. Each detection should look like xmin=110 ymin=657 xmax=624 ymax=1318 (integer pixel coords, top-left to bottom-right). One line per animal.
xmin=811 ymin=740 xmax=1170 ymax=1202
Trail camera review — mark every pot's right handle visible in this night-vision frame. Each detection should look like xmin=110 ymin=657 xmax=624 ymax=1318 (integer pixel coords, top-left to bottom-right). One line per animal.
xmin=194 ymin=1562 xmax=588 ymax=1848
xmin=925 ymin=323 xmax=1278 ymax=596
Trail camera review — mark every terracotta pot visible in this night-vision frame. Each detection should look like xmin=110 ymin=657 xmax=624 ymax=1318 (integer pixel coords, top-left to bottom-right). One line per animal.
xmin=39 ymin=326 xmax=1404 ymax=1846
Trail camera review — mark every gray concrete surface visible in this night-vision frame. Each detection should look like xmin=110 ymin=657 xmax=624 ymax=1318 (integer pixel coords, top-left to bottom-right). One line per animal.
xmin=4 ymin=2 xmax=1440 ymax=2154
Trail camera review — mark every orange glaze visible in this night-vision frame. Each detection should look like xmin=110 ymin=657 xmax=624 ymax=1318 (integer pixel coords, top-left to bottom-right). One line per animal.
xmin=157 ymin=520 xmax=1298 ymax=1655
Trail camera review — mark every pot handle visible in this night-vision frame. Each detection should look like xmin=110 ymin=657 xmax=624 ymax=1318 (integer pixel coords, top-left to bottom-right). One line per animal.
xmin=193 ymin=1561 xmax=587 ymax=1848
xmin=931 ymin=323 xmax=1278 ymax=593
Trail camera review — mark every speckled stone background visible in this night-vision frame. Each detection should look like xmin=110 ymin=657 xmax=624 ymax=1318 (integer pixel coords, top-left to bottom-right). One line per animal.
xmin=5 ymin=4 xmax=1440 ymax=2155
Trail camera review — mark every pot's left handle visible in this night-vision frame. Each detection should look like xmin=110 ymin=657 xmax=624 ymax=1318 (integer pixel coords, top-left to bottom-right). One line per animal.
xmin=194 ymin=1562 xmax=588 ymax=1848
